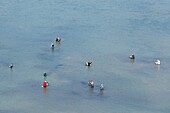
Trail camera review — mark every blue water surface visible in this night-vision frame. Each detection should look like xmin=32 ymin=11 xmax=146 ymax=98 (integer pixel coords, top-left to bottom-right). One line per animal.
xmin=0 ymin=0 xmax=170 ymax=113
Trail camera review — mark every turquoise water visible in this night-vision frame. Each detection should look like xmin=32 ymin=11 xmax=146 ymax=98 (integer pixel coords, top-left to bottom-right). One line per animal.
xmin=0 ymin=0 xmax=170 ymax=113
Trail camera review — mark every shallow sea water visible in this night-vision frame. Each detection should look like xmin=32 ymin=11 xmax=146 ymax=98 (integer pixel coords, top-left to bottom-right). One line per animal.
xmin=0 ymin=0 xmax=170 ymax=113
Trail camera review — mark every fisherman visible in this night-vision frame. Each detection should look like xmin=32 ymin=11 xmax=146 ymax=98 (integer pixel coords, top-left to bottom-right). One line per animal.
xmin=51 ymin=43 xmax=55 ymax=49
xmin=88 ymin=80 xmax=94 ymax=88
xmin=155 ymin=59 xmax=161 ymax=65
xmin=56 ymin=37 xmax=61 ymax=42
xmin=85 ymin=61 xmax=92 ymax=66
xmin=129 ymin=54 xmax=135 ymax=59
xmin=43 ymin=72 xmax=47 ymax=77
xmin=9 ymin=63 xmax=13 ymax=69
xmin=42 ymin=81 xmax=49 ymax=88
xmin=100 ymin=84 xmax=104 ymax=90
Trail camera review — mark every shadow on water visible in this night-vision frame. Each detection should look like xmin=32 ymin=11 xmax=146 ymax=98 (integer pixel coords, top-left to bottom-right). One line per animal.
xmin=154 ymin=65 xmax=160 ymax=71
xmin=51 ymin=47 xmax=54 ymax=53
xmin=56 ymin=42 xmax=61 ymax=46
xmin=43 ymin=87 xmax=47 ymax=94
xmin=89 ymin=87 xmax=94 ymax=93
xmin=54 ymin=64 xmax=64 ymax=69
xmin=129 ymin=59 xmax=135 ymax=63
xmin=43 ymin=76 xmax=47 ymax=81
xmin=99 ymin=90 xmax=104 ymax=95
xmin=86 ymin=66 xmax=92 ymax=71
xmin=80 ymin=81 xmax=87 ymax=86
xmin=9 ymin=68 xmax=13 ymax=75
